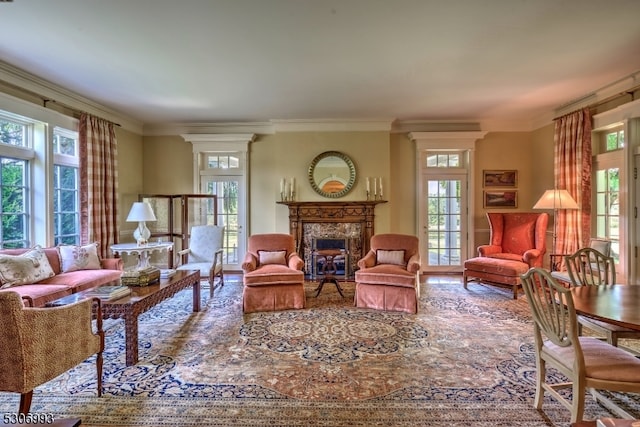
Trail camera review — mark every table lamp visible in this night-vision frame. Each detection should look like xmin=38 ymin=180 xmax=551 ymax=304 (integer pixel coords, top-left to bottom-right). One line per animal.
xmin=533 ymin=189 xmax=579 ymax=254
xmin=126 ymin=202 xmax=157 ymax=246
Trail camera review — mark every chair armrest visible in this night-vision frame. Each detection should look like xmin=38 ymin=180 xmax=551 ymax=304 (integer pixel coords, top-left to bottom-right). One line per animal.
xmin=406 ymin=254 xmax=421 ymax=273
xmin=357 ymin=251 xmax=376 ymax=269
xmin=478 ymin=245 xmax=501 ymax=257
xmin=212 ymin=249 xmax=224 ymax=269
xmin=177 ymin=248 xmax=191 ymax=256
xmin=288 ymin=253 xmax=304 ymax=271
xmin=23 ymin=298 xmax=103 ymax=360
xmin=242 ymin=253 xmax=257 ymax=272
xmin=101 ymin=257 xmax=124 ymax=271
xmin=523 ymin=249 xmax=542 ymax=266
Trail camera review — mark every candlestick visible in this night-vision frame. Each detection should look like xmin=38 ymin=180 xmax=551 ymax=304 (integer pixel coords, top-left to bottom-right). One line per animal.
xmin=379 ymin=177 xmax=383 ymax=198
xmin=373 ymin=178 xmax=377 ymax=196
xmin=366 ymin=177 xmax=370 ymax=193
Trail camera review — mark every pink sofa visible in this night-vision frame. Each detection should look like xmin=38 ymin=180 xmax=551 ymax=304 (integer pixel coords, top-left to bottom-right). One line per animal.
xmin=242 ymin=233 xmax=305 ymax=313
xmin=354 ymin=234 xmax=421 ymax=314
xmin=463 ymin=212 xmax=549 ymax=299
xmin=0 ymin=246 xmax=123 ymax=307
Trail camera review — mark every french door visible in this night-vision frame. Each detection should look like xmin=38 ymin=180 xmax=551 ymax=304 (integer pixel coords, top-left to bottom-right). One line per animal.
xmin=421 ymin=174 xmax=468 ymax=272
xmin=201 ymin=176 xmax=245 ymax=271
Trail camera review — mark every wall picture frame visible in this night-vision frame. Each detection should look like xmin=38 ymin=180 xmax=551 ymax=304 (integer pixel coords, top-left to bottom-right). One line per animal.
xmin=483 ymin=191 xmax=517 ymax=208
xmin=483 ymin=170 xmax=517 ymax=187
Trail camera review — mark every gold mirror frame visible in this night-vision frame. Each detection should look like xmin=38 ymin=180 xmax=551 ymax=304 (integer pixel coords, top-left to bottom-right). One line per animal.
xmin=308 ymin=151 xmax=356 ymax=198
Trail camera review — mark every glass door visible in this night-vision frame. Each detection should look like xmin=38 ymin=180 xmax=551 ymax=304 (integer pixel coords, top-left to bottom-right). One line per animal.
xmin=202 ymin=176 xmax=245 ymax=271
xmin=423 ymin=176 xmax=466 ymax=272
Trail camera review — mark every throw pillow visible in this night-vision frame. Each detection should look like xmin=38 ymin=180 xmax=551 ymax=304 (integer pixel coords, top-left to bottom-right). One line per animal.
xmin=58 ymin=242 xmax=102 ymax=272
xmin=0 ymin=245 xmax=56 ymax=288
xmin=258 ymin=250 xmax=287 ymax=266
xmin=376 ymin=249 xmax=405 ymax=266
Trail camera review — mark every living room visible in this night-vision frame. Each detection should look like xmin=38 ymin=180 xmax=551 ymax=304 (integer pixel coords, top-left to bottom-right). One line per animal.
xmin=3 ymin=1 xmax=640 ymax=426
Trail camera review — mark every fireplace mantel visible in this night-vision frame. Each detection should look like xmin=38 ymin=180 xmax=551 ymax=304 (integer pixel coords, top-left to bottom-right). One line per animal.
xmin=277 ymin=200 xmax=387 ymax=274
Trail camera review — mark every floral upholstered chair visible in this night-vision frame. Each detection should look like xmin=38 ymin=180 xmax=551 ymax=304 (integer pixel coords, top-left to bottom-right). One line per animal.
xmin=0 ymin=290 xmax=104 ymax=414
xmin=241 ymin=233 xmax=305 ymax=313
xmin=463 ymin=212 xmax=549 ymax=299
xmin=354 ymin=234 xmax=421 ymax=314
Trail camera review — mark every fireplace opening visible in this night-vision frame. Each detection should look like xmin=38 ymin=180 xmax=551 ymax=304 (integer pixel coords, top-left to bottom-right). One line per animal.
xmin=311 ymin=238 xmax=349 ymax=279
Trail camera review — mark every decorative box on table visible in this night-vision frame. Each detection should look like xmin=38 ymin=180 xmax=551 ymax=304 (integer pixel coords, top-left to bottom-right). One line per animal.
xmin=121 ymin=267 xmax=161 ymax=286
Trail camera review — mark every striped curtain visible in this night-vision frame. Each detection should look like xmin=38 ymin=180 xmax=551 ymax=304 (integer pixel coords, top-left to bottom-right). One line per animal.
xmin=554 ymin=107 xmax=592 ymax=255
xmin=79 ymin=114 xmax=119 ymax=258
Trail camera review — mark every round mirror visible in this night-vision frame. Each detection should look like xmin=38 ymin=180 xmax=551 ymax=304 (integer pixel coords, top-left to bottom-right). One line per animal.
xmin=308 ymin=151 xmax=356 ymax=198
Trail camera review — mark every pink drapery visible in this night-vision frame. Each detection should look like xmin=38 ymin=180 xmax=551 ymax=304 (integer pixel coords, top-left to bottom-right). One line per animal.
xmin=79 ymin=114 xmax=119 ymax=258
xmin=553 ymin=107 xmax=592 ymax=255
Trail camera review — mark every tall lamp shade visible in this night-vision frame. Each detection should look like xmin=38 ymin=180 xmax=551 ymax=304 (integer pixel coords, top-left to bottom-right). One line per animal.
xmin=126 ymin=202 xmax=157 ymax=245
xmin=533 ymin=189 xmax=579 ymax=254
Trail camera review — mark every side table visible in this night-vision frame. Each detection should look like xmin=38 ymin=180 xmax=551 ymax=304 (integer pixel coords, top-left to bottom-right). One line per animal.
xmin=110 ymin=242 xmax=174 ymax=270
xmin=313 ymin=249 xmax=346 ymax=298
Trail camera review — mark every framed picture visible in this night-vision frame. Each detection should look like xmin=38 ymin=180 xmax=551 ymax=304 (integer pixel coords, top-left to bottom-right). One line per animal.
xmin=483 ymin=170 xmax=517 ymax=187
xmin=484 ymin=191 xmax=517 ymax=208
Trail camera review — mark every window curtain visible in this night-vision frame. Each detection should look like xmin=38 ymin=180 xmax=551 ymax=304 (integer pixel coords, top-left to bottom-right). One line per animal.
xmin=79 ymin=113 xmax=119 ymax=258
xmin=554 ymin=107 xmax=592 ymax=255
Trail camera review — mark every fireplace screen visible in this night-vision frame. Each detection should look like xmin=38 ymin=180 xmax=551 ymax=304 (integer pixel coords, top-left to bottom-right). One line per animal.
xmin=311 ymin=238 xmax=349 ymax=279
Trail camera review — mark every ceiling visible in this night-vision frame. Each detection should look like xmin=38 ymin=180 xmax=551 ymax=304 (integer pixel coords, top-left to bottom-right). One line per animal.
xmin=1 ymin=0 xmax=640 ymax=131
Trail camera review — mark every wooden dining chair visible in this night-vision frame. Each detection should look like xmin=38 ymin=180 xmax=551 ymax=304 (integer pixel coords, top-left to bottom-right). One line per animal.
xmin=520 ymin=267 xmax=640 ymax=423
xmin=564 ymin=247 xmax=640 ymax=347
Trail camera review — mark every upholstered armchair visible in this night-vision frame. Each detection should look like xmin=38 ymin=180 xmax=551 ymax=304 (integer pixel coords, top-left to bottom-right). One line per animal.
xmin=176 ymin=225 xmax=225 ymax=297
xmin=242 ymin=233 xmax=305 ymax=313
xmin=354 ymin=234 xmax=421 ymax=314
xmin=463 ymin=212 xmax=548 ymax=298
xmin=0 ymin=291 xmax=104 ymax=414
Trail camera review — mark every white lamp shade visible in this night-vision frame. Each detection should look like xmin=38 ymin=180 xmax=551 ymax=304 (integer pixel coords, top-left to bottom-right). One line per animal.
xmin=126 ymin=202 xmax=157 ymax=222
xmin=533 ymin=189 xmax=579 ymax=210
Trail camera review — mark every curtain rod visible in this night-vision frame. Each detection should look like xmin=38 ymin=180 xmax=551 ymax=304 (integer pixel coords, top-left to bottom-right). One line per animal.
xmin=554 ymin=84 xmax=640 ymax=121
xmin=42 ymin=98 xmax=121 ymax=127
xmin=0 ymin=79 xmax=121 ymax=127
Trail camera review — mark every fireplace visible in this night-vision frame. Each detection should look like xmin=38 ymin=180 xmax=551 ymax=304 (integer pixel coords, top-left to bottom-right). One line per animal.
xmin=312 ymin=237 xmax=349 ymax=279
xmin=277 ymin=200 xmax=386 ymax=279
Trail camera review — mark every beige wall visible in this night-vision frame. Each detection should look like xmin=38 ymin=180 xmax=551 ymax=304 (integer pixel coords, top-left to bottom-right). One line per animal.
xmin=139 ymin=130 xmax=555 ymax=247
xmin=115 ymin=127 xmax=144 ymax=242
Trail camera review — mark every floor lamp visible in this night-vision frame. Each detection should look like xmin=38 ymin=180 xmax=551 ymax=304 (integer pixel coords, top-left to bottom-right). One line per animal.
xmin=533 ymin=189 xmax=579 ymax=268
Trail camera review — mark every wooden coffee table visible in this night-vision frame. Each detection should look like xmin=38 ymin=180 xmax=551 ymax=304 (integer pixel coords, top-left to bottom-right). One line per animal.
xmin=48 ymin=270 xmax=200 ymax=366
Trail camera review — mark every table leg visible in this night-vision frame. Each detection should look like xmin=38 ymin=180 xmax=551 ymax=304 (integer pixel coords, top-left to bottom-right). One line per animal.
xmin=192 ymin=275 xmax=201 ymax=312
xmin=124 ymin=311 xmax=139 ymax=366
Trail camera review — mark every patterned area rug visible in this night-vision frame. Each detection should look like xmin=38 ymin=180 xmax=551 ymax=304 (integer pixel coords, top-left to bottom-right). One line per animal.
xmin=1 ymin=276 xmax=639 ymax=426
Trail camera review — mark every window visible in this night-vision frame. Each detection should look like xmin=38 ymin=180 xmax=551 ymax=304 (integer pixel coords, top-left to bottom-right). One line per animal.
xmin=426 ymin=153 xmax=460 ymax=168
xmin=0 ymin=157 xmax=29 ymax=248
xmin=206 ymin=154 xmax=240 ymax=169
xmin=53 ymin=128 xmax=79 ymax=245
xmin=0 ymin=96 xmax=79 ymax=248
xmin=605 ymin=130 xmax=624 ymax=151
xmin=0 ymin=116 xmax=32 ymax=248
xmin=595 ymin=167 xmax=620 ymax=263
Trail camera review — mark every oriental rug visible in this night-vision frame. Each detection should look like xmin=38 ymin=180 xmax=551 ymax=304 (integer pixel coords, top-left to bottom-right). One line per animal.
xmin=1 ymin=275 xmax=639 ymax=426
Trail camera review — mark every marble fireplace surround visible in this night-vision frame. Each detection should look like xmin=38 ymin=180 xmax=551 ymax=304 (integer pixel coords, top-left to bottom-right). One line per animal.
xmin=277 ymin=200 xmax=387 ymax=278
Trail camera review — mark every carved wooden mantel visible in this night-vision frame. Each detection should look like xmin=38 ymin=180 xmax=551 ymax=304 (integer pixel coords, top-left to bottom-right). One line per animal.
xmin=276 ymin=200 xmax=387 ymax=257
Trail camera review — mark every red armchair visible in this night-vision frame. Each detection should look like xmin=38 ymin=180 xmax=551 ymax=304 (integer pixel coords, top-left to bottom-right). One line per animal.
xmin=463 ymin=212 xmax=549 ymax=298
xmin=242 ymin=233 xmax=305 ymax=313
xmin=354 ymin=234 xmax=421 ymax=314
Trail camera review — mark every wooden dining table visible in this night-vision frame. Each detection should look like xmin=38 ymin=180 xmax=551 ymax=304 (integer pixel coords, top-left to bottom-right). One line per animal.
xmin=569 ymin=284 xmax=640 ymax=421
xmin=570 ymin=284 xmax=640 ymax=331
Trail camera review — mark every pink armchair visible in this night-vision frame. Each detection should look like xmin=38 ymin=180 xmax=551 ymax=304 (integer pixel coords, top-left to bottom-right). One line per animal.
xmin=354 ymin=234 xmax=421 ymax=314
xmin=242 ymin=233 xmax=305 ymax=313
xmin=463 ymin=212 xmax=549 ymax=298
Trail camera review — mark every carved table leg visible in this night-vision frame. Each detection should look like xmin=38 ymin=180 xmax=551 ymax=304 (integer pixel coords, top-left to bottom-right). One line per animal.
xmin=124 ymin=311 xmax=139 ymax=366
